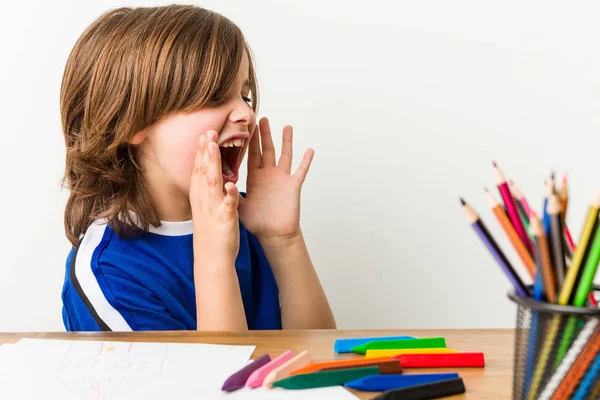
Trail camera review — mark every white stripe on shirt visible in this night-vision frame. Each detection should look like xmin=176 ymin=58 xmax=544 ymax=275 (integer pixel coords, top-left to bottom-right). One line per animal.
xmin=75 ymin=219 xmax=132 ymax=331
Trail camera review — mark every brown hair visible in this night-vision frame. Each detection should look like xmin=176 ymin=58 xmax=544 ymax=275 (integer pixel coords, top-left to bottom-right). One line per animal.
xmin=60 ymin=5 xmax=259 ymax=247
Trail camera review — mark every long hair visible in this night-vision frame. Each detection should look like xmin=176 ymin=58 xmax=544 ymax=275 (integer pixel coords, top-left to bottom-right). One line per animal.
xmin=60 ymin=5 xmax=259 ymax=247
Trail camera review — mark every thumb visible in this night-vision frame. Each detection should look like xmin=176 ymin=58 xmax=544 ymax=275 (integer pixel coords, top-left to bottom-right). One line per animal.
xmin=223 ymin=182 xmax=240 ymax=211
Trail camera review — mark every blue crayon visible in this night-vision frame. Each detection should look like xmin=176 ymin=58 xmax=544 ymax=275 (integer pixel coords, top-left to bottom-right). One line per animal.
xmin=344 ymin=373 xmax=460 ymax=392
xmin=334 ymin=336 xmax=415 ymax=353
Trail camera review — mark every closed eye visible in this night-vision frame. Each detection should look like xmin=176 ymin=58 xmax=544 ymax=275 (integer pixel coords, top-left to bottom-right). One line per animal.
xmin=207 ymin=92 xmax=252 ymax=106
xmin=207 ymin=96 xmax=225 ymax=106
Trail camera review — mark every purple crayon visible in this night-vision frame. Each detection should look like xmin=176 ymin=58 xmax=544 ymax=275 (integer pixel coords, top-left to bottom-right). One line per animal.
xmin=221 ymin=353 xmax=272 ymax=392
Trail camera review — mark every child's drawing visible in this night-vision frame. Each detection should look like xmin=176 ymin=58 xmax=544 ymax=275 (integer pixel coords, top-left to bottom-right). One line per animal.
xmin=56 ymin=341 xmax=169 ymax=400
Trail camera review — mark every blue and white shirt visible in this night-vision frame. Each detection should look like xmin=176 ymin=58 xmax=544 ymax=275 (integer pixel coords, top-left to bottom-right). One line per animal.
xmin=61 ymin=211 xmax=281 ymax=331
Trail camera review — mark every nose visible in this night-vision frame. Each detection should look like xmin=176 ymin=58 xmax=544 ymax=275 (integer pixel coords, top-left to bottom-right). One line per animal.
xmin=228 ymin=97 xmax=255 ymax=127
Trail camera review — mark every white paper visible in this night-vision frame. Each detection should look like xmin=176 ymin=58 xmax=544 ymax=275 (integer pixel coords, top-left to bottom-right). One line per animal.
xmin=0 ymin=339 xmax=255 ymax=400
xmin=217 ymin=386 xmax=358 ymax=399
xmin=0 ymin=339 xmax=357 ymax=399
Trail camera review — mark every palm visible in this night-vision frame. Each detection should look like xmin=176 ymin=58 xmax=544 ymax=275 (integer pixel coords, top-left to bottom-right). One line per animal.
xmin=238 ymin=118 xmax=313 ymax=241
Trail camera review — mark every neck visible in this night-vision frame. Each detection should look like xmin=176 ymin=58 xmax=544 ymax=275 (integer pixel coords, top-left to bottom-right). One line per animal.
xmin=142 ymin=169 xmax=192 ymax=223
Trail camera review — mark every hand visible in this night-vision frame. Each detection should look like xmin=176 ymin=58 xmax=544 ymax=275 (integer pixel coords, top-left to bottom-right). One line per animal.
xmin=238 ymin=117 xmax=314 ymax=246
xmin=190 ymin=130 xmax=240 ymax=267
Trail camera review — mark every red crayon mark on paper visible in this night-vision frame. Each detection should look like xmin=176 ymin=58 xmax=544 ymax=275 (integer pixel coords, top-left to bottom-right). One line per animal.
xmin=97 ymin=343 xmax=104 ymax=356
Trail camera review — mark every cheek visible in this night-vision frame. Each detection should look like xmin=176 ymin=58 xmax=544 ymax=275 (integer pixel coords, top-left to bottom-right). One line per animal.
xmin=181 ymin=136 xmax=201 ymax=179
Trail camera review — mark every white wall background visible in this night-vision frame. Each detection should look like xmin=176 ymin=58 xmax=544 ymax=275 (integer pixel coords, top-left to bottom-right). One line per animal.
xmin=1 ymin=0 xmax=599 ymax=331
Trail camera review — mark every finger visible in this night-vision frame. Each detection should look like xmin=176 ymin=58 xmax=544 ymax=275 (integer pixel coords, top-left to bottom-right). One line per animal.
xmin=247 ymin=124 xmax=262 ymax=169
xmin=293 ymin=148 xmax=314 ymax=185
xmin=206 ymin=141 xmax=224 ymax=201
xmin=278 ymin=125 xmax=293 ymax=174
xmin=193 ymin=134 xmax=207 ymax=176
xmin=207 ymin=130 xmax=218 ymax=142
xmin=223 ymin=182 xmax=240 ymax=211
xmin=190 ymin=134 xmax=207 ymax=204
xmin=259 ymin=117 xmax=276 ymax=167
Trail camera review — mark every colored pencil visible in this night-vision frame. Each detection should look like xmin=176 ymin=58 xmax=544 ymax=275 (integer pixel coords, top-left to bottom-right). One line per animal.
xmin=590 ymin=378 xmax=600 ymax=399
xmin=460 ymin=198 xmax=529 ymax=297
xmin=525 ymin=315 xmax=563 ymax=400
xmin=559 ymin=174 xmax=569 ymax=224
xmin=572 ymin=215 xmax=600 ymax=307
xmin=509 ymin=180 xmax=534 ymax=244
xmin=543 ymin=180 xmax=552 ymax=235
xmin=509 ymin=180 xmax=533 ymax=219
xmin=559 ymin=174 xmax=577 ymax=252
xmin=546 ymin=173 xmax=575 ymax=257
xmin=547 ymin=194 xmax=567 ymax=287
xmin=549 ymin=327 xmax=600 ymax=400
xmin=529 ymin=212 xmax=557 ymax=302
xmin=537 ymin=318 xmax=599 ymax=399
xmin=558 ymin=187 xmax=600 ymax=305
xmin=570 ymin=352 xmax=600 ymax=400
xmin=589 ymin=291 xmax=599 ymax=307
xmin=524 ymin=213 xmax=555 ymax=395
xmin=492 ymin=162 xmax=534 ymax=254
xmin=464 ymin=164 xmax=600 ymax=399
xmin=485 ymin=188 xmax=536 ymax=279
xmin=524 ymin=213 xmax=551 ymax=397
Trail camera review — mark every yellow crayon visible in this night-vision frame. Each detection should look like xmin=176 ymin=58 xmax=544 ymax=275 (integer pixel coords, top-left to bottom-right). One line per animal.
xmin=365 ymin=348 xmax=459 ymax=358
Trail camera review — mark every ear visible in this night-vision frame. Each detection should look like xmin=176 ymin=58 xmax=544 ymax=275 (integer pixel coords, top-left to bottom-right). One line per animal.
xmin=129 ymin=129 xmax=146 ymax=145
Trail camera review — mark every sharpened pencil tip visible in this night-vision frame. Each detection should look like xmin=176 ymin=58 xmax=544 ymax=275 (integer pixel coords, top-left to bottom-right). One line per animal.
xmin=460 ymin=198 xmax=466 ymax=206
xmin=492 ymin=161 xmax=497 ymax=167
xmin=483 ymin=187 xmax=489 ymax=192
xmin=551 ymin=170 xmax=555 ymax=180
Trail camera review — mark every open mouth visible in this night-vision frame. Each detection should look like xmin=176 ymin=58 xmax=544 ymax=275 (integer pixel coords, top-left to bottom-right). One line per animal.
xmin=219 ymin=138 xmax=245 ymax=184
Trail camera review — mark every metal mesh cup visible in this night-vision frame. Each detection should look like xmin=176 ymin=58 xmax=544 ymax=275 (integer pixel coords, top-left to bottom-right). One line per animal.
xmin=508 ymin=286 xmax=600 ymax=400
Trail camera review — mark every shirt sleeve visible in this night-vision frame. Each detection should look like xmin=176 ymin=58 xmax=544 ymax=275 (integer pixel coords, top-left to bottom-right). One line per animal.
xmin=62 ymin=247 xmax=189 ymax=332
xmin=97 ymin=263 xmax=189 ymax=331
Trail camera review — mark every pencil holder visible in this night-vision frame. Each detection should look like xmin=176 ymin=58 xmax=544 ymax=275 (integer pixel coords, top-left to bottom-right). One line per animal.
xmin=508 ymin=286 xmax=600 ymax=400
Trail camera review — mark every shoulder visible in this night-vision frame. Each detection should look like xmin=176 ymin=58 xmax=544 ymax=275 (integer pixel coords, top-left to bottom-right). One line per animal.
xmin=62 ymin=219 xmax=133 ymax=331
xmin=62 ymin=219 xmax=193 ymax=332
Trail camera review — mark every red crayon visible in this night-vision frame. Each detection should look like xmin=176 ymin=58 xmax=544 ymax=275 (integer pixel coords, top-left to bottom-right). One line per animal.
xmin=392 ymin=353 xmax=485 ymax=368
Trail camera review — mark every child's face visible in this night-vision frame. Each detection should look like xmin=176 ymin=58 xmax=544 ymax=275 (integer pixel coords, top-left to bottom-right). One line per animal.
xmin=137 ymin=51 xmax=256 ymax=202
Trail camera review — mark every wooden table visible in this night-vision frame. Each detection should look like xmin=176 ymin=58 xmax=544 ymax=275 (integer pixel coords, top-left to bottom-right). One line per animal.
xmin=0 ymin=329 xmax=514 ymax=399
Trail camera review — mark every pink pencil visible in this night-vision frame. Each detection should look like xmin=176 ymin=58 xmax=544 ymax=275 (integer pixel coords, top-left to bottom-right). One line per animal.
xmin=245 ymin=350 xmax=294 ymax=388
xmin=493 ymin=162 xmax=534 ymax=255
xmin=509 ymin=180 xmax=533 ymax=218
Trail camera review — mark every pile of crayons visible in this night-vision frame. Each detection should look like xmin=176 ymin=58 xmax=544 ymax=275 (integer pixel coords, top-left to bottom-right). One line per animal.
xmin=460 ymin=161 xmax=600 ymax=400
xmin=221 ymin=334 xmax=485 ymax=399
